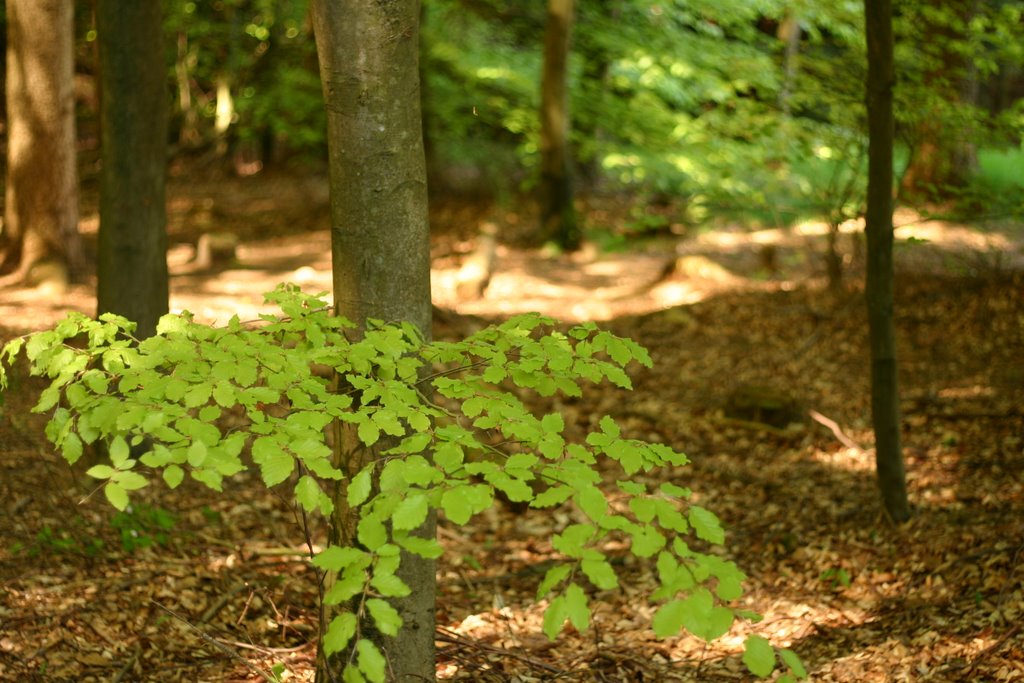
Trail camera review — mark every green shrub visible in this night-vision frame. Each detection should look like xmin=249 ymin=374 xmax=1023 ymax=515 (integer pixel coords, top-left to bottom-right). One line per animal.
xmin=1 ymin=284 xmax=804 ymax=682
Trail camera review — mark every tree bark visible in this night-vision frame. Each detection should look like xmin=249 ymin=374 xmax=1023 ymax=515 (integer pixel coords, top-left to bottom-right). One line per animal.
xmin=864 ymin=0 xmax=911 ymax=523
xmin=538 ymin=0 xmax=579 ymax=250
xmin=95 ymin=0 xmax=169 ymax=339
xmin=311 ymin=1 xmax=434 ymax=680
xmin=2 ymin=0 xmax=84 ymax=286
xmin=898 ymin=0 xmax=979 ymax=203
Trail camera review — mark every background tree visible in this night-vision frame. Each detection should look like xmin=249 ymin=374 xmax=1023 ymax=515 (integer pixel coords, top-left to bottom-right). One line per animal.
xmin=1 ymin=0 xmax=84 ymax=288
xmin=310 ymin=0 xmax=434 ymax=680
xmin=864 ymin=0 xmax=910 ymax=523
xmin=537 ymin=0 xmax=579 ymax=250
xmin=95 ymin=0 xmax=169 ymax=339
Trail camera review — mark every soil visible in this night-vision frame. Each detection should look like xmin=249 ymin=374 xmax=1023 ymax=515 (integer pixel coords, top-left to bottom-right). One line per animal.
xmin=1 ymin=164 xmax=1022 ymax=682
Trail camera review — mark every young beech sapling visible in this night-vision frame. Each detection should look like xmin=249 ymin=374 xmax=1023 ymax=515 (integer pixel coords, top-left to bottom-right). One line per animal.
xmin=0 ymin=284 xmax=806 ymax=682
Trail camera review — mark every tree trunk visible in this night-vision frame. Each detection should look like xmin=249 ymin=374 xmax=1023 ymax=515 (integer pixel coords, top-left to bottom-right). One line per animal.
xmin=898 ymin=0 xmax=979 ymax=203
xmin=311 ymin=1 xmax=435 ymax=680
xmin=538 ymin=0 xmax=579 ymax=251
xmin=95 ymin=0 xmax=169 ymax=339
xmin=864 ymin=0 xmax=910 ymax=523
xmin=2 ymin=0 xmax=84 ymax=287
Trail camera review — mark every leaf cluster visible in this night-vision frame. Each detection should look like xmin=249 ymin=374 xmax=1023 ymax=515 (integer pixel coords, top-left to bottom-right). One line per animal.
xmin=0 ymin=284 xmax=804 ymax=681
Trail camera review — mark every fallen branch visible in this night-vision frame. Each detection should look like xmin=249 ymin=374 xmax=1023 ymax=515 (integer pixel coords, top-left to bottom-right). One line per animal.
xmin=435 ymin=625 xmax=566 ymax=675
xmin=152 ymin=600 xmax=278 ymax=683
xmin=808 ymin=409 xmax=866 ymax=454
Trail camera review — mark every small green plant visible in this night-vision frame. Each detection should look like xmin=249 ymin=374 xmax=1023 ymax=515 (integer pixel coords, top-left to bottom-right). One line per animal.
xmin=0 ymin=284 xmax=805 ymax=682
xmin=109 ymin=504 xmax=176 ymax=553
xmin=820 ymin=566 xmax=852 ymax=589
xmin=14 ymin=522 xmax=104 ymax=558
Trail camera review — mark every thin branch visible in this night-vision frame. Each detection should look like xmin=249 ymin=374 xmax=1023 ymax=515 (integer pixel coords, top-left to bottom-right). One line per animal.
xmin=151 ymin=600 xmax=278 ymax=683
xmin=808 ymin=409 xmax=867 ymax=454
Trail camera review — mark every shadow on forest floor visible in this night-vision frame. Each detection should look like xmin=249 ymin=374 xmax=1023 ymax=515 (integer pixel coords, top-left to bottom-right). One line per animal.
xmin=0 ymin=167 xmax=1022 ymax=681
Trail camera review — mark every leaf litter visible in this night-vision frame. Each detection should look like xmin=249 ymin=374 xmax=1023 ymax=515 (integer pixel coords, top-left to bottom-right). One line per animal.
xmin=1 ymin=176 xmax=1022 ymax=681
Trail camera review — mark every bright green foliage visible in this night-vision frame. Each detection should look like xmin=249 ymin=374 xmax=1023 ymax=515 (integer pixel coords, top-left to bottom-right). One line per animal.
xmin=0 ymin=284 xmax=804 ymax=680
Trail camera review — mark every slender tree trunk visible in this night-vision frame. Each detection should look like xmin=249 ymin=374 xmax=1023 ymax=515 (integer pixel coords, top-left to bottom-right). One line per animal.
xmin=2 ymin=0 xmax=84 ymax=287
xmin=864 ymin=0 xmax=910 ymax=523
xmin=777 ymin=10 xmax=801 ymax=117
xmin=538 ymin=0 xmax=579 ymax=251
xmin=311 ymin=1 xmax=434 ymax=680
xmin=95 ymin=0 xmax=169 ymax=339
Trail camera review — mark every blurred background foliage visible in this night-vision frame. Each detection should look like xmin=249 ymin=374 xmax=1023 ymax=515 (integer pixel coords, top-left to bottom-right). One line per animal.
xmin=18 ymin=0 xmax=1024 ymax=230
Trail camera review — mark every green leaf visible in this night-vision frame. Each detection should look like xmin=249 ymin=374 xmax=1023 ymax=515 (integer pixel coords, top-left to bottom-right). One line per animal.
xmin=357 ymin=515 xmax=388 ymax=551
xmin=357 ymin=639 xmax=387 ymax=683
xmin=61 ymin=432 xmax=84 ymax=464
xmin=212 ymin=382 xmax=235 ymax=407
xmin=542 ymin=595 xmax=569 ymax=640
xmin=576 ymin=485 xmax=608 ymax=521
xmin=652 ymin=599 xmax=687 ymax=638
xmin=342 ymin=664 xmax=366 ymax=683
xmin=348 ymin=467 xmax=373 ymax=507
xmin=532 ymin=485 xmax=573 ymax=508
xmin=630 ymin=497 xmax=657 ymax=522
xmin=541 ymin=413 xmax=564 ymax=433
xmin=322 ymin=612 xmax=357 ymax=655
xmin=187 ymin=440 xmax=208 ymax=467
xmin=581 ymin=557 xmax=619 ymax=590
xmin=86 ymin=464 xmax=115 ymax=480
xmin=395 ymin=534 xmax=444 ymax=559
xmin=629 ymin=524 xmax=666 ymax=557
xmin=689 ymin=506 xmax=725 ymax=544
xmin=109 ymin=436 xmax=130 ymax=467
xmin=565 ymin=583 xmax=591 ymax=633
xmin=163 ymin=465 xmax=185 ymax=489
xmin=33 ymin=385 xmax=60 ymax=413
xmin=366 ymin=598 xmax=402 ymax=636
xmin=370 ymin=573 xmax=411 ymax=598
xmin=779 ymin=649 xmax=808 ymax=679
xmin=537 ymin=564 xmax=571 ymax=600
xmin=113 ymin=471 xmax=148 ymax=491
xmin=104 ymin=482 xmax=129 ymax=511
xmin=183 ymin=383 xmax=212 ymax=408
xmin=441 ymin=486 xmax=473 ymax=525
xmin=743 ymin=635 xmax=776 ymax=677
xmin=295 ymin=475 xmax=321 ymax=511
xmin=314 ymin=546 xmax=370 ymax=571
xmin=392 ymin=494 xmax=429 ymax=531
xmin=552 ymin=524 xmax=596 ymax=557
xmin=324 ymin=570 xmax=366 ymax=604
xmin=357 ymin=419 xmax=380 ymax=446
xmin=260 ymin=451 xmax=294 ymax=487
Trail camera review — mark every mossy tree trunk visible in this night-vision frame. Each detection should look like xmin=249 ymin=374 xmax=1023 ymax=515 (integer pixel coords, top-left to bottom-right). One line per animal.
xmin=95 ymin=0 xmax=169 ymax=339
xmin=311 ymin=1 xmax=435 ymax=680
xmin=864 ymin=0 xmax=911 ymax=523
xmin=1 ymin=0 xmax=84 ymax=287
xmin=538 ymin=0 xmax=579 ymax=251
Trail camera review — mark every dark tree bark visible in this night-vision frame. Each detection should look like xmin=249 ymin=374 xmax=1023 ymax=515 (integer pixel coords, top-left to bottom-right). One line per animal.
xmin=1 ymin=0 xmax=85 ymax=288
xmin=864 ymin=0 xmax=911 ymax=523
xmin=95 ymin=0 xmax=169 ymax=339
xmin=311 ymin=1 xmax=434 ymax=680
xmin=538 ymin=0 xmax=579 ymax=250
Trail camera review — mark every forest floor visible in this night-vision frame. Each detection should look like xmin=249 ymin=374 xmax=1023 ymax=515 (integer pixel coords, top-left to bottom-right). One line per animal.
xmin=1 ymin=164 xmax=1022 ymax=682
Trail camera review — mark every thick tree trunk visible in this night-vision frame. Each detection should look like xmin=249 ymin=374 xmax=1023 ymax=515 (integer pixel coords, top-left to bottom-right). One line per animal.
xmin=2 ymin=0 xmax=84 ymax=287
xmin=538 ymin=0 xmax=579 ymax=250
xmin=864 ymin=0 xmax=911 ymax=523
xmin=311 ymin=1 xmax=435 ymax=680
xmin=95 ymin=0 xmax=169 ymax=339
